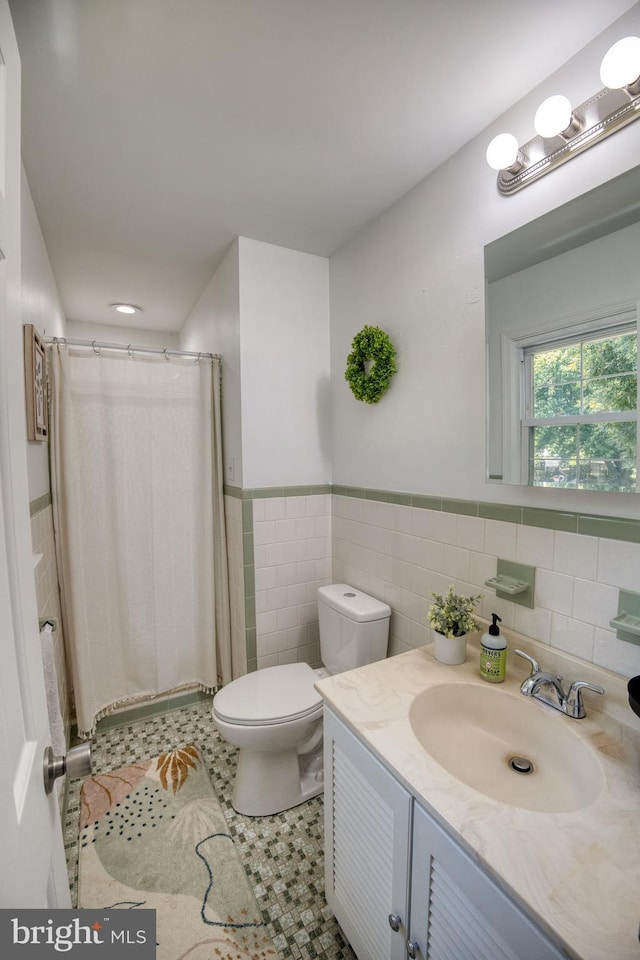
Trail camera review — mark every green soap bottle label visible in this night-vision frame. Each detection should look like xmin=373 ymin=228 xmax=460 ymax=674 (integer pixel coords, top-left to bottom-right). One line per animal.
xmin=480 ymin=644 xmax=506 ymax=682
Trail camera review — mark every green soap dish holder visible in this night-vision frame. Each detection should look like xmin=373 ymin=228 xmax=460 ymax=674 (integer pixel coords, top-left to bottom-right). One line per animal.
xmin=610 ymin=591 xmax=640 ymax=645
xmin=484 ymin=575 xmax=528 ymax=596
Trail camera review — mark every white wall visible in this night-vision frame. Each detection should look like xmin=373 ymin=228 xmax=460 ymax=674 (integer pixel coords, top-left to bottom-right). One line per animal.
xmin=180 ymin=240 xmax=242 ymax=485
xmin=330 ymin=4 xmax=640 ymax=521
xmin=22 ymin=169 xmax=66 ymax=501
xmin=238 ymin=237 xmax=331 ymax=488
xmin=66 ymin=320 xmax=178 ymax=350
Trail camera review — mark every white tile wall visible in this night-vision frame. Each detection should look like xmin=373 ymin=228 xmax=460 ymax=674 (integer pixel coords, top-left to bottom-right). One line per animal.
xmin=331 ymin=495 xmax=640 ymax=678
xmin=224 ymin=495 xmax=247 ymax=678
xmin=253 ymin=494 xmax=331 ymax=669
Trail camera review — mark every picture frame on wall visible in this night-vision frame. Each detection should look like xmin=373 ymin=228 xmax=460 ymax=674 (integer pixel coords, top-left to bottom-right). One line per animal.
xmin=24 ymin=323 xmax=48 ymax=441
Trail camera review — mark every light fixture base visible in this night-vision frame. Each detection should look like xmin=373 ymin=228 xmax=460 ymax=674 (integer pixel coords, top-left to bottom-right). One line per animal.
xmin=496 ymin=85 xmax=640 ymax=195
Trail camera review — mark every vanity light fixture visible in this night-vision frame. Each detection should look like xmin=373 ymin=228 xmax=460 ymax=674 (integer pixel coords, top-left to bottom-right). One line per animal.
xmin=486 ymin=36 xmax=640 ymax=195
xmin=110 ymin=303 xmax=142 ymax=315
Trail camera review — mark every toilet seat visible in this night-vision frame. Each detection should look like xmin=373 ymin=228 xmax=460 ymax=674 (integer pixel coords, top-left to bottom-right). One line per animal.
xmin=213 ymin=662 xmax=323 ymax=726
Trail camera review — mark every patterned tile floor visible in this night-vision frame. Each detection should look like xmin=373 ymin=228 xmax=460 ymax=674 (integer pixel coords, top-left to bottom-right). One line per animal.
xmin=63 ymin=698 xmax=357 ymax=960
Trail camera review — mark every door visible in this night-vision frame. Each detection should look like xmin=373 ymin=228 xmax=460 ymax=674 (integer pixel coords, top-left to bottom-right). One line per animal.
xmin=0 ymin=0 xmax=70 ymax=907
xmin=324 ymin=708 xmax=412 ymax=960
xmin=410 ymin=802 xmax=565 ymax=960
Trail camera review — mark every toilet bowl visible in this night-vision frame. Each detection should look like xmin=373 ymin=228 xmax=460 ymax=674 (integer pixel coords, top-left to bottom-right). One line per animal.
xmin=212 ymin=662 xmax=326 ymax=816
xmin=212 ymin=583 xmax=390 ymax=816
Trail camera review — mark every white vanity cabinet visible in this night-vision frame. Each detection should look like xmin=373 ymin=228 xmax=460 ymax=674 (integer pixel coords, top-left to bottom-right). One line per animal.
xmin=323 ymin=706 xmax=412 ymax=960
xmin=324 ymin=707 xmax=567 ymax=960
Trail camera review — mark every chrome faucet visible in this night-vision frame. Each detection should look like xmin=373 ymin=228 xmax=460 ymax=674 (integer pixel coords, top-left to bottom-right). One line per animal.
xmin=514 ymin=649 xmax=604 ymax=719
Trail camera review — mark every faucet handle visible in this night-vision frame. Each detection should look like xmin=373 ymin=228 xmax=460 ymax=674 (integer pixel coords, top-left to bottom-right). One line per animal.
xmin=565 ymin=680 xmax=605 ymax=719
xmin=514 ymin=649 xmax=541 ymax=675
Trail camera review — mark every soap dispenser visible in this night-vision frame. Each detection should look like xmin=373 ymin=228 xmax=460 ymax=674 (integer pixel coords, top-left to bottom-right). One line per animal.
xmin=480 ymin=613 xmax=506 ymax=683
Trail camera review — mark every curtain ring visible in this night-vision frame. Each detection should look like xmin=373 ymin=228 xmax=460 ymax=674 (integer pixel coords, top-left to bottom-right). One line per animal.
xmin=92 ymin=341 xmax=101 ymax=355
xmin=163 ymin=348 xmax=171 ymax=362
xmin=127 ymin=344 xmax=134 ymax=359
xmin=196 ymin=353 xmax=202 ymax=364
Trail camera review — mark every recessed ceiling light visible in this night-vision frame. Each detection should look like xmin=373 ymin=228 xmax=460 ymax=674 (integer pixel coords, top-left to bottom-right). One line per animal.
xmin=110 ymin=303 xmax=142 ymax=315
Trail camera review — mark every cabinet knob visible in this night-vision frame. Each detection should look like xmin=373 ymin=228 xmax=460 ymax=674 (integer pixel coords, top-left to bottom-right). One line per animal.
xmin=388 ymin=914 xmax=402 ymax=932
xmin=406 ymin=939 xmax=420 ymax=959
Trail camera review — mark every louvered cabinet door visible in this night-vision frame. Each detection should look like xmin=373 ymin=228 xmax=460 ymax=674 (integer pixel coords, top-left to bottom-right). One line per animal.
xmin=324 ymin=708 xmax=412 ymax=960
xmin=409 ymin=802 xmax=566 ymax=960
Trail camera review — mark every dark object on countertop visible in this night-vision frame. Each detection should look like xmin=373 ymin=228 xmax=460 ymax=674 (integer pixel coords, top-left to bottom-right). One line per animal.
xmin=627 ymin=676 xmax=640 ymax=718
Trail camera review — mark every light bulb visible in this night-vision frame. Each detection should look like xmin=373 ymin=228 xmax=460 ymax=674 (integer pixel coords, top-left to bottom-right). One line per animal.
xmin=534 ymin=95 xmax=573 ymax=138
xmin=600 ymin=36 xmax=640 ymax=89
xmin=486 ymin=133 xmax=519 ymax=171
xmin=110 ymin=303 xmax=141 ymax=314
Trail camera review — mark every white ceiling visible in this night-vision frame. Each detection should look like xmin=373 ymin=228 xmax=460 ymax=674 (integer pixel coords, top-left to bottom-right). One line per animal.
xmin=9 ymin=0 xmax=638 ymax=333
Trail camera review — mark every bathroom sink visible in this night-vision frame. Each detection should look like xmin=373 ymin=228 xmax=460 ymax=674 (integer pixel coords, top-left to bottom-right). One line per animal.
xmin=408 ymin=682 xmax=603 ymax=813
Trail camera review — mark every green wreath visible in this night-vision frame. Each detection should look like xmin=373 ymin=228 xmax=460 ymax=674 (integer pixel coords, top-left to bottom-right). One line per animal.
xmin=345 ymin=325 xmax=397 ymax=403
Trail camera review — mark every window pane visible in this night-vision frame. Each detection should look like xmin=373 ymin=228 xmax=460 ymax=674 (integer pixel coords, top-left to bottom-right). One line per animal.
xmin=530 ymin=422 xmax=637 ymax=491
xmin=577 ymin=459 xmax=636 ymax=492
xmin=579 ymin=421 xmax=636 ymax=463
xmin=532 ymin=344 xmax=580 ymax=387
xmin=583 ymin=373 xmax=637 ymax=413
xmin=533 ymin=382 xmax=580 ymax=417
xmin=583 ymin=332 xmax=637 ymax=378
xmin=530 ymin=425 xmax=577 ymax=486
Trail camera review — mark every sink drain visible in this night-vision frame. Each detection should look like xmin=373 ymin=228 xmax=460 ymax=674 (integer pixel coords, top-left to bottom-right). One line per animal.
xmin=508 ymin=755 xmax=535 ymax=775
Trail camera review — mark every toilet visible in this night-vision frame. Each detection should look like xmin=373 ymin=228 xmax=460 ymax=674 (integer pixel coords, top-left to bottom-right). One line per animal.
xmin=212 ymin=583 xmax=390 ymax=816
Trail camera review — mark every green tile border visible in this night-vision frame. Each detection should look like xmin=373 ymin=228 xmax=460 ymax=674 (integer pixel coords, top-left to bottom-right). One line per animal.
xmin=234 ymin=482 xmax=640 ymax=544
xmin=329 ymin=485 xmax=640 ymax=543
xmin=241 ymin=496 xmax=256 ymax=671
xmin=229 ymin=481 xmax=640 ymax=673
xmin=88 ymin=689 xmax=214 ymax=732
xmin=29 ymin=492 xmax=52 ymax=516
xmin=577 ymin=514 xmax=640 ymax=542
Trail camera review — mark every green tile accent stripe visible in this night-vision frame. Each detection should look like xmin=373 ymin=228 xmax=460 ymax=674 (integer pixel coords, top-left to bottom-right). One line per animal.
xmin=442 ymin=498 xmax=478 ymax=517
xmin=241 ymin=496 xmax=256 ymax=672
xmin=249 ymin=484 xmax=332 ymax=499
xmin=92 ymin=690 xmax=213 ymax=731
xmin=329 ymin=485 xmax=640 ymax=543
xmin=478 ymin=502 xmax=523 ymax=524
xmin=577 ymin=514 xmax=640 ymax=542
xmin=29 ymin=492 xmax=52 ymax=516
xmin=232 ymin=480 xmax=640 ymax=674
xmin=522 ymin=507 xmax=578 ymax=533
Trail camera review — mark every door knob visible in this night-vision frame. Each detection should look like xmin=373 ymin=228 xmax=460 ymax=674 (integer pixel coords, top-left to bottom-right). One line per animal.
xmin=43 ymin=742 xmax=92 ymax=795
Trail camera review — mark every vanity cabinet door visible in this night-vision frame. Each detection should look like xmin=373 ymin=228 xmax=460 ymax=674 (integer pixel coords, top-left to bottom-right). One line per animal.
xmin=409 ymin=802 xmax=566 ymax=960
xmin=324 ymin=708 xmax=412 ymax=960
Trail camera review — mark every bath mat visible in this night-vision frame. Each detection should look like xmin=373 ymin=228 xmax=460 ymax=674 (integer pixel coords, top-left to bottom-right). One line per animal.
xmin=78 ymin=744 xmax=277 ymax=960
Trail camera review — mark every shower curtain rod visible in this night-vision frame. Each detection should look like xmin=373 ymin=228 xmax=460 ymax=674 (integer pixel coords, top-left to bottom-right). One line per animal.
xmin=45 ymin=336 xmax=220 ymax=361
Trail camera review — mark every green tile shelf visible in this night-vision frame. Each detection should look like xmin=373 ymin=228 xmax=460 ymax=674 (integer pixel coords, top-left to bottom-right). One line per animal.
xmin=610 ymin=590 xmax=640 ymax=645
xmin=486 ymin=559 xmax=536 ymax=608
xmin=484 ymin=575 xmax=528 ymax=596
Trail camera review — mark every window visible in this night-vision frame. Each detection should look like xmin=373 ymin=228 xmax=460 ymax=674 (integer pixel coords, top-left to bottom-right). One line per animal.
xmin=522 ymin=323 xmax=638 ymax=492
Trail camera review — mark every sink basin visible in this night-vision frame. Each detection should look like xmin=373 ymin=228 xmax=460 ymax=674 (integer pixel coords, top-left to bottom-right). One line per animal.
xmin=409 ymin=682 xmax=603 ymax=813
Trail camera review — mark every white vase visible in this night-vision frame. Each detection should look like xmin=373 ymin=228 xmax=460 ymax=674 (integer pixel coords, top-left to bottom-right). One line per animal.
xmin=433 ymin=631 xmax=467 ymax=665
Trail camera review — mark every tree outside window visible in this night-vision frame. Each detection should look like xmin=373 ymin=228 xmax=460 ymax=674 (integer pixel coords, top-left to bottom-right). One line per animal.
xmin=524 ymin=328 xmax=637 ymax=492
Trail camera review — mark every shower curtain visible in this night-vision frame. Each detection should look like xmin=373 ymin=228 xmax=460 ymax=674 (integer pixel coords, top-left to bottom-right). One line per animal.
xmin=49 ymin=343 xmax=232 ymax=736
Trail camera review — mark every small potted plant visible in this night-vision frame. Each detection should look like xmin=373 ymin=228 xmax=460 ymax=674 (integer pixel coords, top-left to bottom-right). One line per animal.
xmin=428 ymin=585 xmax=482 ymax=665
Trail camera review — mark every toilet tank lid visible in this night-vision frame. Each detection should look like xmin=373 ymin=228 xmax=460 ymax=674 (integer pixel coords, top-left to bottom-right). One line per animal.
xmin=317 ymin=584 xmax=390 ymax=622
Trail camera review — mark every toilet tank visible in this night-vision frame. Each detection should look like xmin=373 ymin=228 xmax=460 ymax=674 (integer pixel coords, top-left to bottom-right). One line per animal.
xmin=317 ymin=583 xmax=390 ymax=675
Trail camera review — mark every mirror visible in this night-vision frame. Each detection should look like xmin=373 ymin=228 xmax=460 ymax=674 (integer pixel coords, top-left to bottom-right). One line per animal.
xmin=485 ymin=164 xmax=640 ymax=493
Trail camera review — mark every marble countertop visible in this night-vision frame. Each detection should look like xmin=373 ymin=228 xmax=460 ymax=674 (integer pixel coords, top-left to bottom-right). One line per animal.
xmin=315 ymin=631 xmax=640 ymax=960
